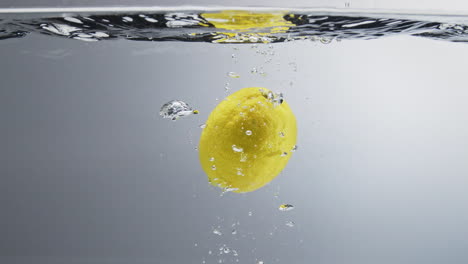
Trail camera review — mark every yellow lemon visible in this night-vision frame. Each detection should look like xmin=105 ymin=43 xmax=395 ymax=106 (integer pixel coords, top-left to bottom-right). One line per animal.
xmin=201 ymin=11 xmax=293 ymax=43
xmin=202 ymin=11 xmax=293 ymax=32
xmin=199 ymin=87 xmax=297 ymax=193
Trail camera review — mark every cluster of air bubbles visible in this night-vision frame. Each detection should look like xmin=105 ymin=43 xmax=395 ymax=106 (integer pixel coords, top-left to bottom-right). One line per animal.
xmin=260 ymin=89 xmax=284 ymax=107
xmin=221 ymin=187 xmax=239 ymax=195
xmin=279 ymin=204 xmax=294 ymax=211
xmin=285 ymin=35 xmax=336 ymax=44
xmin=214 ymin=244 xmax=239 ymax=263
xmin=227 ymin=72 xmax=240 ymax=78
xmin=39 ymin=17 xmax=112 ymax=41
xmin=40 ymin=23 xmax=80 ymax=36
xmin=285 ymin=221 xmax=295 ymax=227
xmin=213 ymin=228 xmax=222 ymax=236
xmin=438 ymin=23 xmax=467 ymax=33
xmin=224 ymin=82 xmax=230 ymax=92
xmin=231 ymin=53 xmax=238 ymax=63
xmin=240 ymin=153 xmax=248 ymax=163
xmin=319 ymin=37 xmax=333 ymax=44
xmin=212 ymin=33 xmax=275 ymax=43
xmin=164 ymin=13 xmax=202 ymax=28
xmin=255 ymin=48 xmax=275 ymax=56
xmin=73 ymin=32 xmax=110 ymax=41
xmin=291 ymin=145 xmax=298 ymax=152
xmin=160 ymin=100 xmax=198 ymax=121
xmin=231 ymin=221 xmax=240 ymax=235
xmin=288 ymin=62 xmax=298 ymax=72
xmin=250 ymin=67 xmax=267 ymax=76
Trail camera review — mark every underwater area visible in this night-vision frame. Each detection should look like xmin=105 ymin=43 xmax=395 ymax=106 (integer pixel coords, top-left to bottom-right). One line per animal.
xmin=1 ymin=7 xmax=468 ymax=264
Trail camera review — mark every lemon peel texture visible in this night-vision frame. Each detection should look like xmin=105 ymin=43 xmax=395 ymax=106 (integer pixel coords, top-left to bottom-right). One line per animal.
xmin=199 ymin=87 xmax=297 ymax=193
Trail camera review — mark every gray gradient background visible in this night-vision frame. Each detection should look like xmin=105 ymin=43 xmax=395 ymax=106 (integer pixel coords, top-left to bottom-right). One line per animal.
xmin=2 ymin=13 xmax=468 ymax=264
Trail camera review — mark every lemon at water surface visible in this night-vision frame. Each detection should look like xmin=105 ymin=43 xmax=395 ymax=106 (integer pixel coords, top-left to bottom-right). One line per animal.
xmin=199 ymin=87 xmax=297 ymax=193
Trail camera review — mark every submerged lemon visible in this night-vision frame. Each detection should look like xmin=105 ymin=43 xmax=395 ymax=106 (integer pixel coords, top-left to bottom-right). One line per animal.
xmin=199 ymin=87 xmax=297 ymax=193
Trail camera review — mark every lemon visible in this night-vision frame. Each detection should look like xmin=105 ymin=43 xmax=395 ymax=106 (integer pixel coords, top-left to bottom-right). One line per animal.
xmin=201 ymin=11 xmax=293 ymax=43
xmin=199 ymin=87 xmax=297 ymax=193
xmin=202 ymin=11 xmax=293 ymax=32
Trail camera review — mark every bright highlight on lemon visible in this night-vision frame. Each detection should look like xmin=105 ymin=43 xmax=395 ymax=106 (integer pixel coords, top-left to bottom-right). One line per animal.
xmin=199 ymin=87 xmax=297 ymax=193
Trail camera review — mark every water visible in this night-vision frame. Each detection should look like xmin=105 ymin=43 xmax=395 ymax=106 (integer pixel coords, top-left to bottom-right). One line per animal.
xmin=3 ymin=9 xmax=468 ymax=43
xmin=2 ymin=6 xmax=468 ymax=264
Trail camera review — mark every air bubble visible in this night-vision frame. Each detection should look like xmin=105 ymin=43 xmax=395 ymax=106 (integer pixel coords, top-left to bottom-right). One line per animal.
xmin=221 ymin=245 xmax=231 ymax=254
xmin=222 ymin=187 xmax=239 ymax=193
xmin=279 ymin=204 xmax=294 ymax=211
xmin=227 ymin=72 xmax=240 ymax=78
xmin=320 ymin=37 xmax=332 ymax=44
xmin=260 ymin=89 xmax=284 ymax=106
xmin=245 ymin=130 xmax=252 ymax=135
xmin=232 ymin=145 xmax=244 ymax=152
xmin=240 ymin=154 xmax=247 ymax=163
xmin=160 ymin=100 xmax=197 ymax=121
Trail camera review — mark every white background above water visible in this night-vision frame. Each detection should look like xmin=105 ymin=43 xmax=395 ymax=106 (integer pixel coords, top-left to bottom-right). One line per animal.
xmin=3 ymin=0 xmax=468 ymax=15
